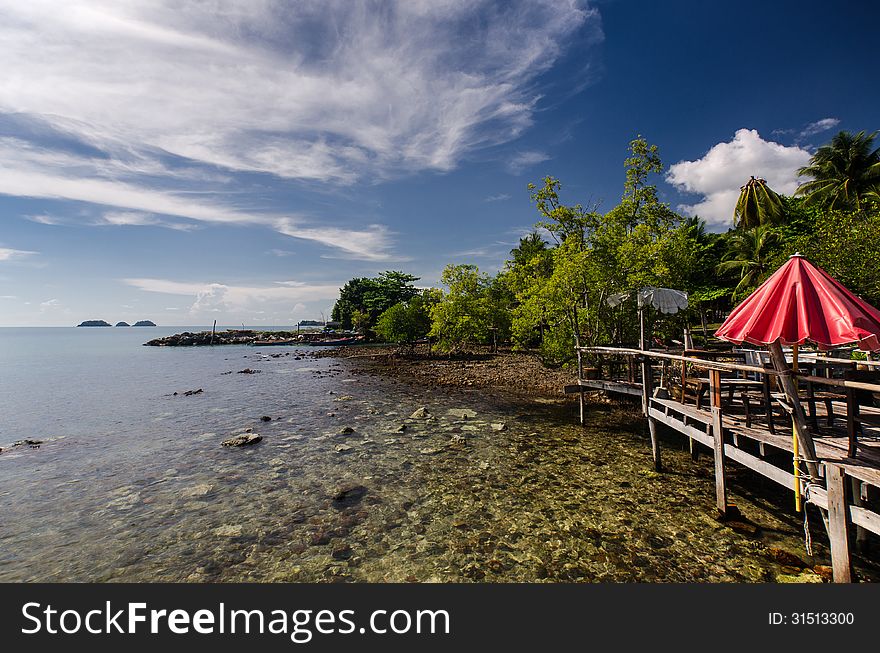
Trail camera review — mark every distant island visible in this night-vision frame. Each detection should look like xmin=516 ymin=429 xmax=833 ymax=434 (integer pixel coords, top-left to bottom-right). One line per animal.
xmin=76 ymin=319 xmax=155 ymax=327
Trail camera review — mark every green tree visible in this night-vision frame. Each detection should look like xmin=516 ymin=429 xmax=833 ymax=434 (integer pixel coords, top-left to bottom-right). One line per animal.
xmin=331 ymin=271 xmax=420 ymax=330
xmin=789 ymin=210 xmax=880 ymax=305
xmin=796 ymin=130 xmax=880 ymax=212
xmin=374 ymin=290 xmax=439 ymax=347
xmin=429 ymin=265 xmax=509 ymax=351
xmin=734 ymin=176 xmax=784 ymax=228
xmin=717 ymin=224 xmax=781 ymax=298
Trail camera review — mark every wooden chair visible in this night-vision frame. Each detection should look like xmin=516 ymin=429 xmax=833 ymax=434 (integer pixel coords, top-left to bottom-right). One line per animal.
xmin=844 ymin=369 xmax=880 ymax=457
xmin=740 ymin=363 xmax=779 ymax=433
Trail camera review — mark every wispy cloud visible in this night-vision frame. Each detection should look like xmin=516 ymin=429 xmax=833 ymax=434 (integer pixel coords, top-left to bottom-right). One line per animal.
xmin=485 ymin=193 xmax=511 ymax=202
xmin=772 ymin=117 xmax=841 ymax=144
xmin=506 ymin=150 xmax=551 ymax=175
xmin=799 ymin=117 xmax=840 ymax=140
xmin=666 ymin=129 xmax=811 ymax=228
xmin=0 ymin=137 xmax=397 ymax=260
xmin=0 ymin=1 xmax=593 ymax=182
xmin=123 ymin=277 xmax=340 ymax=317
xmin=96 ymin=211 xmax=199 ymax=231
xmin=0 ymin=247 xmax=38 ymax=261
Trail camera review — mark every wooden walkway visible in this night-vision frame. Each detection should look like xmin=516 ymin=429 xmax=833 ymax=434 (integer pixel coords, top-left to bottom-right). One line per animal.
xmin=571 ymin=346 xmax=880 ymax=583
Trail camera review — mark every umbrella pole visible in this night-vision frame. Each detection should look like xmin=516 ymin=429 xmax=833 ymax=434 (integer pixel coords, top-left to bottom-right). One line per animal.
xmin=792 ymin=344 xmax=800 ymax=512
xmin=767 ymin=340 xmax=821 ymax=506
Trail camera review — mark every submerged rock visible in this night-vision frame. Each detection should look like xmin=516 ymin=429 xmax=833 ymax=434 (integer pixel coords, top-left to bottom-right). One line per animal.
xmin=260 ymin=415 xmax=272 ymax=421
xmin=213 ymin=524 xmax=243 ymax=537
xmin=13 ymin=439 xmax=43 ymax=448
xmin=332 ymin=485 xmax=368 ymax=508
xmin=237 ymin=368 xmax=261 ymax=374
xmin=337 ymin=426 xmax=356 ymax=435
xmin=409 ymin=407 xmax=431 ymax=419
xmin=221 ymin=434 xmax=262 ymax=447
xmin=490 ymin=422 xmax=506 ymax=431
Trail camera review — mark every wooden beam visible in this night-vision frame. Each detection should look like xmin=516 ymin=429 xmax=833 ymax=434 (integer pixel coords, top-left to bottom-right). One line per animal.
xmin=825 ymin=464 xmax=852 ymax=583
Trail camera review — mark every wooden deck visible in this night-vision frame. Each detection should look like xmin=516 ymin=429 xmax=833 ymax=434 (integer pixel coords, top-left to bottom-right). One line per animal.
xmin=571 ymin=346 xmax=880 ymax=583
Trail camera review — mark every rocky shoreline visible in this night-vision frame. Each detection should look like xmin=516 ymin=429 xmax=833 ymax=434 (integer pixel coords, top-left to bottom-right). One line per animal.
xmin=314 ymin=345 xmax=578 ymax=398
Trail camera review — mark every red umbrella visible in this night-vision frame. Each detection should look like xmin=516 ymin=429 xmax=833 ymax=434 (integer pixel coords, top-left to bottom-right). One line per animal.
xmin=715 ymin=253 xmax=880 ymax=511
xmin=716 ymin=254 xmax=880 ymax=351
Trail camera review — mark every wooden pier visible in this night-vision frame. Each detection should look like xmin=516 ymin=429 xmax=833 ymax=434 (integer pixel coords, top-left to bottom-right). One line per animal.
xmin=568 ymin=346 xmax=880 ymax=583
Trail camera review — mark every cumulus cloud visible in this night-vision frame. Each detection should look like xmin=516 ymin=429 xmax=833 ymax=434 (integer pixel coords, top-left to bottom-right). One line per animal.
xmin=666 ymin=129 xmax=811 ymax=228
xmin=123 ymin=277 xmax=340 ymax=317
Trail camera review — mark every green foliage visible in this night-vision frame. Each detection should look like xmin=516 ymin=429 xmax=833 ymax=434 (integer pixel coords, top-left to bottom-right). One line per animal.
xmin=326 ymin=128 xmax=879 ymax=364
xmin=786 ymin=210 xmax=880 ymax=305
xmin=429 ymin=265 xmax=510 ymax=350
xmin=796 ymin=130 xmax=880 ymax=212
xmin=331 ymin=271 xmax=419 ymax=330
xmin=374 ymin=292 xmax=436 ymax=345
xmin=734 ymin=176 xmax=784 ymax=228
xmin=716 ymin=224 xmax=781 ymax=298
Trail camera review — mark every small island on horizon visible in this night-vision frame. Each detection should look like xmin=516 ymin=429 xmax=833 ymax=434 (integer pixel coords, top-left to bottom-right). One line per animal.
xmin=77 ymin=319 xmax=156 ymax=327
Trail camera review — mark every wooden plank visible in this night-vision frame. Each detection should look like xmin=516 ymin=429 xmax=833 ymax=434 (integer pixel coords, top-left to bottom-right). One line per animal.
xmin=564 ymin=379 xmax=642 ymax=397
xmin=825 ymin=464 xmax=852 ymax=583
xmin=648 ymin=407 xmax=712 ymax=447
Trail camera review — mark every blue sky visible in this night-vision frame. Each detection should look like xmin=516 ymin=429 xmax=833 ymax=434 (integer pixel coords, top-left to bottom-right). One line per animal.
xmin=0 ymin=0 xmax=876 ymax=326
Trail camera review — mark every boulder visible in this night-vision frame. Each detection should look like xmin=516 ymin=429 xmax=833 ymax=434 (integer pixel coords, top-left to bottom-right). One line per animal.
xmin=221 ymin=434 xmax=262 ymax=447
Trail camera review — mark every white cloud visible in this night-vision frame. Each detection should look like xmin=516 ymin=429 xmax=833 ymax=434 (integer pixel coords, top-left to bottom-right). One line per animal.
xmin=666 ymin=129 xmax=812 ymax=228
xmin=506 ymin=150 xmax=551 ymax=175
xmin=0 ymin=138 xmax=397 ymax=260
xmin=799 ymin=117 xmax=840 ymax=140
xmin=123 ymin=277 xmax=340 ymax=317
xmin=0 ymin=1 xmax=593 ymax=182
xmin=485 ymin=193 xmax=511 ymax=202
xmin=0 ymin=247 xmax=38 ymax=261
xmin=96 ymin=211 xmax=199 ymax=231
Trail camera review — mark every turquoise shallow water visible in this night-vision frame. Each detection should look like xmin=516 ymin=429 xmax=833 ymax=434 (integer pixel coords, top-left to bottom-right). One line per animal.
xmin=0 ymin=327 xmax=863 ymax=582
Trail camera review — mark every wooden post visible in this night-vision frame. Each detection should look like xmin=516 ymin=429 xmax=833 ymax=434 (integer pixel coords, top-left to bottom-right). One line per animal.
xmin=640 ymin=355 xmax=652 ymax=417
xmin=709 ymin=368 xmax=728 ymax=518
xmin=648 ymin=416 xmax=662 ymax=472
xmin=576 ymin=345 xmax=585 ymax=426
xmin=851 ymin=477 xmax=869 ymax=552
xmin=767 ymin=340 xmax=822 ymax=485
xmin=825 ymin=464 xmax=852 ymax=583
xmin=210 ymin=319 xmax=216 ymax=346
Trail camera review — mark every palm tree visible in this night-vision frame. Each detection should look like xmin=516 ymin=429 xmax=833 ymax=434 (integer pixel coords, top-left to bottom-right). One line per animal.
xmin=734 ymin=176 xmax=784 ymax=228
xmin=717 ymin=224 xmax=780 ymax=298
xmin=796 ymin=130 xmax=880 ymax=211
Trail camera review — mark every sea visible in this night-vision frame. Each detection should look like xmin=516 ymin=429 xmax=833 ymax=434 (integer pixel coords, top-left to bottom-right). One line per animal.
xmin=0 ymin=326 xmax=845 ymax=582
